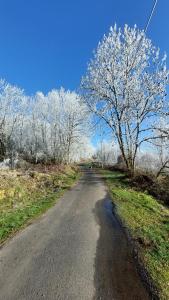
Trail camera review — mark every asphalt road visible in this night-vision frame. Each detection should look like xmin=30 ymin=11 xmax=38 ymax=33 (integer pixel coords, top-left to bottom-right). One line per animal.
xmin=0 ymin=170 xmax=150 ymax=300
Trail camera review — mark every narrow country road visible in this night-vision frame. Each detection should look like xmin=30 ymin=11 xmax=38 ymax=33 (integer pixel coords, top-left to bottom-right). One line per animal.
xmin=0 ymin=170 xmax=150 ymax=300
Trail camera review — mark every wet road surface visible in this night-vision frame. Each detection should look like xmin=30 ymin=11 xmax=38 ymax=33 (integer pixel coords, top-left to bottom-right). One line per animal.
xmin=0 ymin=170 xmax=150 ymax=300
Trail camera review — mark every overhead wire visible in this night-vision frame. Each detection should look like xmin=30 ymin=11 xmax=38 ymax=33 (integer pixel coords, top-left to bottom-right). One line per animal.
xmin=130 ymin=0 xmax=158 ymax=68
xmin=144 ymin=0 xmax=158 ymax=33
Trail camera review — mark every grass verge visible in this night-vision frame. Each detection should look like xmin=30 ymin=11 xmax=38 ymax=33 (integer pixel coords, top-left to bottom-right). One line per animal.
xmin=100 ymin=169 xmax=169 ymax=300
xmin=0 ymin=165 xmax=80 ymax=245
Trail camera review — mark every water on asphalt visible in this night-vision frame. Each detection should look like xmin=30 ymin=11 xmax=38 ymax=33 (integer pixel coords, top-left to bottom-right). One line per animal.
xmin=0 ymin=170 xmax=150 ymax=300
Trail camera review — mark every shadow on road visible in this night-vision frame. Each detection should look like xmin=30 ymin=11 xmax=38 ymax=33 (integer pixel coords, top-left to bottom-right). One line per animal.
xmin=92 ymin=193 xmax=151 ymax=300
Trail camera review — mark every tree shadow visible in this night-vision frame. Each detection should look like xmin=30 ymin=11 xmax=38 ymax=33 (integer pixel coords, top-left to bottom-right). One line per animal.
xmin=92 ymin=194 xmax=151 ymax=300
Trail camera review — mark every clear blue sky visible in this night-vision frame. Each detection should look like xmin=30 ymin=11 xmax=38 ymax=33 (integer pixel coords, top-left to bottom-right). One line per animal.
xmin=0 ymin=0 xmax=168 ymax=95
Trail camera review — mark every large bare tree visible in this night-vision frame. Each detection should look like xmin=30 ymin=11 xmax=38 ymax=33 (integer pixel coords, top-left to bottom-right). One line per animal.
xmin=81 ymin=25 xmax=169 ymax=172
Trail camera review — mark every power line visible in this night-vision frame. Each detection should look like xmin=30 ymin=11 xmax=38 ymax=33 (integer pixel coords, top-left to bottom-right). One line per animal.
xmin=144 ymin=0 xmax=158 ymax=33
xmin=130 ymin=0 xmax=158 ymax=68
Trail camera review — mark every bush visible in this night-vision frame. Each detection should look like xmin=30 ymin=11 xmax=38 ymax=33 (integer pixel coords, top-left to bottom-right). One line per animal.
xmin=129 ymin=173 xmax=169 ymax=206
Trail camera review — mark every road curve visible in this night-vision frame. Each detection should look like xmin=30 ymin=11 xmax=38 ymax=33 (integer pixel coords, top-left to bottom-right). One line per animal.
xmin=0 ymin=170 xmax=150 ymax=300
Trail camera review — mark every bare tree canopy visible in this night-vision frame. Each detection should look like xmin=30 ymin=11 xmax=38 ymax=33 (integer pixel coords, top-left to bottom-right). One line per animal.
xmin=81 ymin=24 xmax=169 ymax=171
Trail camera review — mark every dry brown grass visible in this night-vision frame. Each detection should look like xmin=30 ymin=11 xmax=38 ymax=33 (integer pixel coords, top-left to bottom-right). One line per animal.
xmin=0 ymin=164 xmax=80 ymax=243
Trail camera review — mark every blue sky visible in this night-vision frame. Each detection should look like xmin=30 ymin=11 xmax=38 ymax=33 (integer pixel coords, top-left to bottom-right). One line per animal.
xmin=0 ymin=0 xmax=168 ymax=95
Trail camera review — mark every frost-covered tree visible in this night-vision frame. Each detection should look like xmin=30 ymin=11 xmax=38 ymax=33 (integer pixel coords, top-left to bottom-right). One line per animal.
xmin=95 ymin=141 xmax=119 ymax=167
xmin=81 ymin=24 xmax=169 ymax=172
xmin=31 ymin=88 xmax=89 ymax=163
xmin=0 ymin=80 xmax=91 ymax=166
xmin=0 ymin=79 xmax=26 ymax=165
xmin=69 ymin=136 xmax=95 ymax=162
xmin=14 ymin=88 xmax=90 ymax=164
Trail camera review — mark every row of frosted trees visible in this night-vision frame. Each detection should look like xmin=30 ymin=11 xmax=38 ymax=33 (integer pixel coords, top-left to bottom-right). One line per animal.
xmin=0 ymin=80 xmax=91 ymax=166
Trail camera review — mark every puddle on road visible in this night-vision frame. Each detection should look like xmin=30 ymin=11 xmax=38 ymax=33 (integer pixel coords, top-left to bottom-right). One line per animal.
xmin=93 ymin=196 xmax=150 ymax=300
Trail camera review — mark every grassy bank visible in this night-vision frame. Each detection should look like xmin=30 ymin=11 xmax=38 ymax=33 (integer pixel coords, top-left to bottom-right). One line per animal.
xmin=0 ymin=165 xmax=80 ymax=244
xmin=100 ymin=169 xmax=169 ymax=300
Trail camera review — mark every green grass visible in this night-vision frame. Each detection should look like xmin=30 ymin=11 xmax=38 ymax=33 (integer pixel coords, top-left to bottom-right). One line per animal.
xmin=100 ymin=169 xmax=169 ymax=300
xmin=0 ymin=166 xmax=80 ymax=244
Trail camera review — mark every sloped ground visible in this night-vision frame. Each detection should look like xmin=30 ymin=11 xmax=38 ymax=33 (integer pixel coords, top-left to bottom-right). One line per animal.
xmin=130 ymin=173 xmax=169 ymax=206
xmin=101 ymin=169 xmax=169 ymax=300
xmin=0 ymin=165 xmax=79 ymax=244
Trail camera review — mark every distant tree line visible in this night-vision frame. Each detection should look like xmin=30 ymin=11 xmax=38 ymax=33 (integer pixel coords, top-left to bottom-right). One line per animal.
xmin=0 ymin=80 xmax=92 ymax=167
